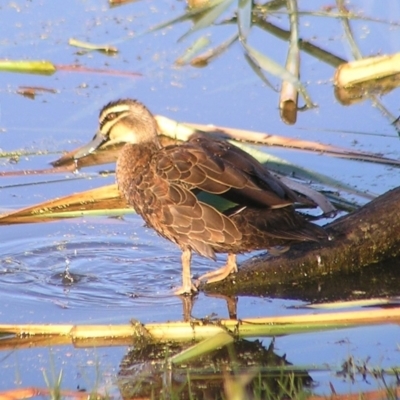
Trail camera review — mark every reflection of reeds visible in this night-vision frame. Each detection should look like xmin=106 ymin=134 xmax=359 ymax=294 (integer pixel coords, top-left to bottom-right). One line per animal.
xmin=253 ymin=16 xmax=346 ymax=68
xmin=147 ymin=0 xmax=359 ymax=115
xmin=149 ymin=0 xmax=317 ymax=110
xmin=337 ymin=0 xmax=362 ymax=61
xmin=279 ymin=0 xmax=300 ymax=124
xmin=147 ymin=1 xmax=400 ymax=126
xmin=335 ymin=71 xmax=400 ymax=106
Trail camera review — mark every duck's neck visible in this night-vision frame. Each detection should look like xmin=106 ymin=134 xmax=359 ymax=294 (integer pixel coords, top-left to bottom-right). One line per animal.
xmin=116 ymin=141 xmax=159 ymax=199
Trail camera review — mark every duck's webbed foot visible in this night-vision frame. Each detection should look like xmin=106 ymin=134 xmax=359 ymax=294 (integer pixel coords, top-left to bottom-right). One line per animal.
xmin=197 ymin=253 xmax=237 ymax=284
xmin=174 ymin=283 xmax=198 ymax=296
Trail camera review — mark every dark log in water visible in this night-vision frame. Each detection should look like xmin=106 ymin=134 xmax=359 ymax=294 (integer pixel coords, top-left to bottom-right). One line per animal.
xmin=207 ymin=186 xmax=400 ymax=297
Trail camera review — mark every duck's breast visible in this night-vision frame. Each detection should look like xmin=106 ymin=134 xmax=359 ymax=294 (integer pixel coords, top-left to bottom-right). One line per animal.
xmin=116 ymin=143 xmax=159 ymax=212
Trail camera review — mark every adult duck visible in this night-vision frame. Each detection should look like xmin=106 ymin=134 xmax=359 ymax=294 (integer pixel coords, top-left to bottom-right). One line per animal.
xmin=74 ymin=99 xmax=328 ymax=295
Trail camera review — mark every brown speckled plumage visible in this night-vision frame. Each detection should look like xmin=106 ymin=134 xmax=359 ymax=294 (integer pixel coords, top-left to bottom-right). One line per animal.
xmin=74 ymin=99 xmax=328 ymax=294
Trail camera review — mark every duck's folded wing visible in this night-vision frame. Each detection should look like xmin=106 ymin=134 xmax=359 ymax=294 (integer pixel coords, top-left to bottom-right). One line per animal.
xmin=155 ymin=139 xmax=295 ymax=209
xmin=153 ymin=182 xmax=242 ymax=258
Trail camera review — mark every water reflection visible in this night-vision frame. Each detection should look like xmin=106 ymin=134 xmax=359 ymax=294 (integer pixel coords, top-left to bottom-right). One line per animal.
xmin=118 ymin=339 xmax=312 ymax=400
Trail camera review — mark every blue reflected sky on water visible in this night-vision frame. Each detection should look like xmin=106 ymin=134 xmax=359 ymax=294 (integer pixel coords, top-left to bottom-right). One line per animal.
xmin=0 ymin=0 xmax=400 ymax=394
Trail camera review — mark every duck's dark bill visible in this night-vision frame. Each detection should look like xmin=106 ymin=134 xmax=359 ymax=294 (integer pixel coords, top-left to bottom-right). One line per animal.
xmin=74 ymin=132 xmax=107 ymax=160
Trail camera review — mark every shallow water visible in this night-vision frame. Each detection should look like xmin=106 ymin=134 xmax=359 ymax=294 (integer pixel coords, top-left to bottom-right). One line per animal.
xmin=1 ymin=0 xmax=400 ymax=397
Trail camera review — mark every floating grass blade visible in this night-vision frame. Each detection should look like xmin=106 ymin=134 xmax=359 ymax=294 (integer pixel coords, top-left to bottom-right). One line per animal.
xmin=17 ymin=85 xmax=57 ymax=99
xmin=69 ymin=38 xmax=118 ymax=54
xmin=0 ymin=60 xmax=56 ymax=75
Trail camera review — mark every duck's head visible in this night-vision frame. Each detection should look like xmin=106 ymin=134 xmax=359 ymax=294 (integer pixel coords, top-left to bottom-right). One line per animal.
xmin=74 ymin=99 xmax=159 ymax=160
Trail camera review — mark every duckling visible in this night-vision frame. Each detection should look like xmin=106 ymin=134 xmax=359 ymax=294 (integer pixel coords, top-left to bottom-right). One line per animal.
xmin=74 ymin=99 xmax=327 ymax=295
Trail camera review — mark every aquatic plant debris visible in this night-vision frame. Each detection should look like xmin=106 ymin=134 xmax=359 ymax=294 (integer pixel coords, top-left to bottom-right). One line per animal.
xmin=0 ymin=60 xmax=56 ymax=75
xmin=68 ymin=38 xmax=119 ymax=54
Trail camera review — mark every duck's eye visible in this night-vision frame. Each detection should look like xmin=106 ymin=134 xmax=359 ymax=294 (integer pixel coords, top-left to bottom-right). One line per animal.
xmin=105 ymin=112 xmax=117 ymax=121
xmin=100 ymin=112 xmax=118 ymax=128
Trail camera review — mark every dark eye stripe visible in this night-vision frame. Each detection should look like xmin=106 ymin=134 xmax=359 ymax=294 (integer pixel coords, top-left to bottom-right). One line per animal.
xmin=98 ymin=103 xmax=131 ymax=131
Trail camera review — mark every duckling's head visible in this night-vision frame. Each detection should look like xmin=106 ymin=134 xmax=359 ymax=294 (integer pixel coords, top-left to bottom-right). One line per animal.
xmin=74 ymin=99 xmax=159 ymax=159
